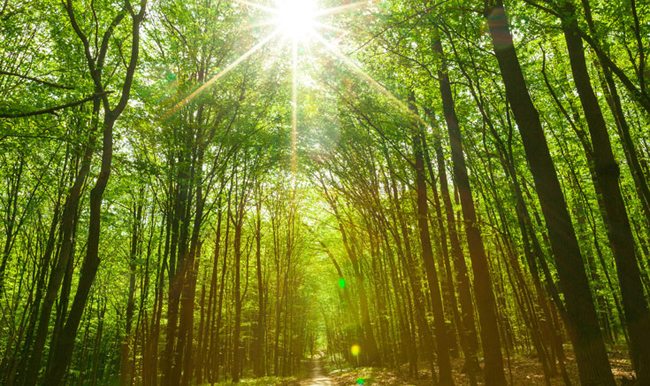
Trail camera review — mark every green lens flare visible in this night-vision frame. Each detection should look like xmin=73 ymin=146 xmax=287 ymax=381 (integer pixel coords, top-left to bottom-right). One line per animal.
xmin=338 ymin=278 xmax=346 ymax=289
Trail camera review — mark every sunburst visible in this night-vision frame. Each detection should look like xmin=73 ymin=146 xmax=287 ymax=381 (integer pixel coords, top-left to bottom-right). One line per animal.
xmin=164 ymin=0 xmax=420 ymax=174
xmin=272 ymin=0 xmax=319 ymax=42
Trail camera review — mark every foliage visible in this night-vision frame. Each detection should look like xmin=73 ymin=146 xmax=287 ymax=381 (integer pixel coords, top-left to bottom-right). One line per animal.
xmin=1 ymin=0 xmax=649 ymax=385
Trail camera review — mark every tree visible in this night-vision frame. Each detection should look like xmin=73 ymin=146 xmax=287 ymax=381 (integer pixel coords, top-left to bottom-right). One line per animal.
xmin=484 ymin=1 xmax=614 ymax=384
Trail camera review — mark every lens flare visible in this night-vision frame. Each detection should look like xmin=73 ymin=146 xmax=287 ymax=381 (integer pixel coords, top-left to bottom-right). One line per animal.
xmin=351 ymin=344 xmax=361 ymax=356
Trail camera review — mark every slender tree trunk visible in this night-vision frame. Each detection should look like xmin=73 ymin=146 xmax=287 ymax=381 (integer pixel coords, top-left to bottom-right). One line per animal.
xmin=422 ymin=139 xmax=461 ymax=359
xmin=412 ymin=123 xmax=454 ymax=385
xmin=559 ymin=5 xmax=650 ymax=381
xmin=382 ymin=145 xmax=436 ymax=372
xmin=484 ymin=2 xmax=614 ymax=384
xmin=121 ymin=200 xmax=143 ymax=386
xmin=22 ymin=104 xmax=98 ymax=386
xmin=43 ymin=112 xmax=117 ymax=386
xmin=253 ymin=193 xmax=266 ymax=377
xmin=432 ymin=27 xmax=506 ymax=385
xmin=231 ymin=181 xmax=247 ymax=383
xmin=39 ymin=4 xmax=146 ymax=383
xmin=430 ymin=128 xmax=481 ymax=377
xmin=0 ymin=158 xmax=23 ymax=292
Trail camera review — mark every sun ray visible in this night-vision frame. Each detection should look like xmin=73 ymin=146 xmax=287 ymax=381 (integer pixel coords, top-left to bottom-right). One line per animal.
xmin=219 ymin=0 xmax=398 ymax=174
xmin=315 ymin=1 xmax=372 ymax=17
xmin=313 ymin=21 xmax=347 ymax=34
xmin=162 ymin=31 xmax=279 ymax=120
xmin=240 ymin=20 xmax=276 ymax=31
xmin=313 ymin=34 xmax=428 ymax=126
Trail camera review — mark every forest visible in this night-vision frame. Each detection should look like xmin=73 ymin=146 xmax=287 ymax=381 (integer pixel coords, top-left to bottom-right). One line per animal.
xmin=0 ymin=0 xmax=649 ymax=385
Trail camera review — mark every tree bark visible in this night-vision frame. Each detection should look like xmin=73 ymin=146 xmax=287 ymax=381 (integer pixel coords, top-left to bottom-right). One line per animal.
xmin=559 ymin=4 xmax=650 ymax=381
xmin=412 ymin=120 xmax=454 ymax=385
xmin=484 ymin=2 xmax=614 ymax=384
xmin=432 ymin=26 xmax=506 ymax=385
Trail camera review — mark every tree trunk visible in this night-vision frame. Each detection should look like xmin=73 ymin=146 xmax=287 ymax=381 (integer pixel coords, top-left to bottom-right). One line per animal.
xmin=253 ymin=193 xmax=266 ymax=377
xmin=484 ymin=2 xmax=614 ymax=384
xmin=559 ymin=5 xmax=650 ymax=381
xmin=412 ymin=122 xmax=454 ymax=385
xmin=121 ymin=200 xmax=143 ymax=386
xmin=432 ymin=26 xmax=506 ymax=385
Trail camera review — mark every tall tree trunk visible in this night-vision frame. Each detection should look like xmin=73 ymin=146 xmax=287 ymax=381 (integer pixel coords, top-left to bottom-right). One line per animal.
xmin=44 ymin=112 xmax=115 ymax=386
xmin=40 ymin=3 xmax=146 ymax=384
xmin=22 ymin=103 xmax=99 ymax=386
xmin=432 ymin=27 xmax=506 ymax=385
xmin=484 ymin=2 xmax=614 ymax=384
xmin=121 ymin=200 xmax=143 ymax=386
xmin=430 ymin=124 xmax=481 ymax=377
xmin=559 ymin=4 xmax=650 ymax=381
xmin=253 ymin=193 xmax=266 ymax=377
xmin=231 ymin=181 xmax=247 ymax=383
xmin=382 ymin=144 xmax=436 ymax=373
xmin=412 ymin=122 xmax=454 ymax=385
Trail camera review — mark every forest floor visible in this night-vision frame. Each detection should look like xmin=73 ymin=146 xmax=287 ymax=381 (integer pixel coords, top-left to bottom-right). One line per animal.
xmin=315 ymin=350 xmax=635 ymax=385
xmin=210 ymin=349 xmax=635 ymax=385
xmin=299 ymin=358 xmax=333 ymax=385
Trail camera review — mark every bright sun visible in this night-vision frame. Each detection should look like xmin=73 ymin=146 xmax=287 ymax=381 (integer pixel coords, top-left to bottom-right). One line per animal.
xmin=272 ymin=0 xmax=319 ymax=42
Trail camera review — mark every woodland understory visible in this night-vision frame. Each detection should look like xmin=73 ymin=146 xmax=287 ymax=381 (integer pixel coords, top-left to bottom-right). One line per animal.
xmin=1 ymin=0 xmax=649 ymax=385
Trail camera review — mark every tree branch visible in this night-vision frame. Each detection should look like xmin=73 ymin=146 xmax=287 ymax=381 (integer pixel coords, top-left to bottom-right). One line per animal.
xmin=0 ymin=70 xmax=73 ymax=89
xmin=0 ymin=92 xmax=109 ymax=119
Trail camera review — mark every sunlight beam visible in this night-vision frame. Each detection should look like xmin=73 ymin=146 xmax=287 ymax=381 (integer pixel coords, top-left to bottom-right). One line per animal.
xmin=162 ymin=31 xmax=278 ymax=119
xmin=313 ymin=21 xmax=347 ymax=34
xmin=315 ymin=1 xmax=371 ymax=17
xmin=240 ymin=20 xmax=276 ymax=31
xmin=313 ymin=34 xmax=428 ymax=126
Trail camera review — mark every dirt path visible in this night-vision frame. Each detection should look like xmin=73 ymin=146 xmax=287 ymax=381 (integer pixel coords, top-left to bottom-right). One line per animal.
xmin=300 ymin=358 xmax=333 ymax=385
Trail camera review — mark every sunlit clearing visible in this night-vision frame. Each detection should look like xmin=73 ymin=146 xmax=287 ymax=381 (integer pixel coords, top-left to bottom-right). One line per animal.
xmin=273 ymin=0 xmax=319 ymax=42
